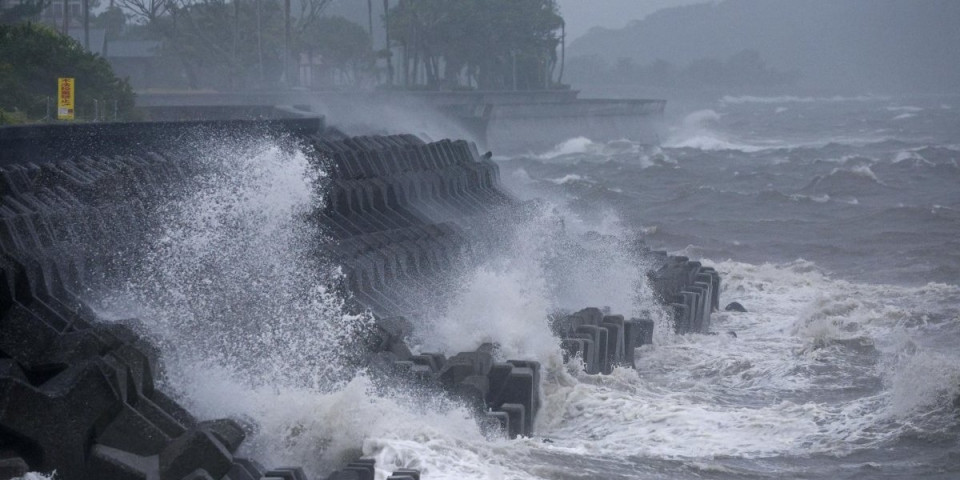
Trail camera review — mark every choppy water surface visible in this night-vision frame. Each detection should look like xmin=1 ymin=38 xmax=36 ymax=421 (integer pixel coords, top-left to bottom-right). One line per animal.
xmin=88 ymin=95 xmax=960 ymax=480
xmin=489 ymin=94 xmax=960 ymax=479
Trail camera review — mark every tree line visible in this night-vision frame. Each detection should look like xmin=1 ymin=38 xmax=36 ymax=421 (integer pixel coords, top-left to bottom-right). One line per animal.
xmin=124 ymin=0 xmax=566 ymax=90
xmin=566 ymin=50 xmax=801 ymax=90
xmin=3 ymin=0 xmax=566 ymax=91
xmin=0 ymin=22 xmax=136 ymax=123
xmin=387 ymin=0 xmax=564 ymax=90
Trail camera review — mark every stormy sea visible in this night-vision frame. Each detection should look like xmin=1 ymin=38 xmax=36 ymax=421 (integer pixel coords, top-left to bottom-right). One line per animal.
xmin=61 ymin=93 xmax=959 ymax=480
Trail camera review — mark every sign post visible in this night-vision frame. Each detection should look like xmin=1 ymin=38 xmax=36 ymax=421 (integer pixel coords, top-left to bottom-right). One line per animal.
xmin=57 ymin=78 xmax=75 ymax=120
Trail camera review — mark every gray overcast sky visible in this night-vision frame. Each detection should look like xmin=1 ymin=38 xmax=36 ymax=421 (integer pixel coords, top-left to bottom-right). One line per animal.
xmin=556 ymin=0 xmax=709 ymax=41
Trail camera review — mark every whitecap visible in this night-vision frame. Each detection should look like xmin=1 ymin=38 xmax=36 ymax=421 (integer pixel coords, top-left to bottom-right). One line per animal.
xmin=664 ymin=109 xmax=766 ymax=152
xmin=547 ymin=174 xmax=587 ymax=185
xmin=886 ymin=106 xmax=923 ymax=112
xmin=719 ymin=94 xmax=888 ymax=105
xmin=537 ymin=137 xmax=596 ymax=159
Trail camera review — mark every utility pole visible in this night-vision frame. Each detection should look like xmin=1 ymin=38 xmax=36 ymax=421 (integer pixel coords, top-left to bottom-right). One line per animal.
xmin=82 ymin=0 xmax=89 ymax=50
xmin=367 ymin=0 xmax=374 ymax=44
xmin=558 ymin=21 xmax=565 ymax=86
xmin=233 ymin=0 xmax=239 ymax=84
xmin=383 ymin=0 xmax=393 ymax=86
xmin=62 ymin=0 xmax=68 ymax=35
xmin=283 ymin=0 xmax=290 ymax=86
xmin=257 ymin=0 xmax=264 ymax=86
xmin=512 ymin=51 xmax=517 ymax=90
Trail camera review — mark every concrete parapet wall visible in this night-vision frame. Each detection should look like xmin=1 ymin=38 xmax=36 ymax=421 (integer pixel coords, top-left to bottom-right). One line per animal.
xmin=134 ymin=90 xmax=665 ymax=153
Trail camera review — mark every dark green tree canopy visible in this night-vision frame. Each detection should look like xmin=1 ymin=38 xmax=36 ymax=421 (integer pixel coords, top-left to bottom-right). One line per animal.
xmin=300 ymin=15 xmax=374 ymax=85
xmin=0 ymin=0 xmax=50 ymax=25
xmin=388 ymin=0 xmax=563 ymax=90
xmin=0 ymin=22 xmax=135 ymax=123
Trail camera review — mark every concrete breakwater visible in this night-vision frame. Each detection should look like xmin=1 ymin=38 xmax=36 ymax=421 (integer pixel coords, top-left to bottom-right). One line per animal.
xmin=0 ymin=119 xmax=717 ymax=480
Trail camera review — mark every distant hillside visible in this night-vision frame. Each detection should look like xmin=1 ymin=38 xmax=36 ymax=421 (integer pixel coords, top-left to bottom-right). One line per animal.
xmin=567 ymin=0 xmax=960 ymax=93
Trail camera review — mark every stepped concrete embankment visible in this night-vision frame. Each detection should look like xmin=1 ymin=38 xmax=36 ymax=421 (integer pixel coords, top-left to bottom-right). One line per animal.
xmin=0 ymin=119 xmax=716 ymax=480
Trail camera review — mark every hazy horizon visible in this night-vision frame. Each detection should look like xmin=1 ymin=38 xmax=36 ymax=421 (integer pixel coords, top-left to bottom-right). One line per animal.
xmin=556 ymin=0 xmax=708 ymax=41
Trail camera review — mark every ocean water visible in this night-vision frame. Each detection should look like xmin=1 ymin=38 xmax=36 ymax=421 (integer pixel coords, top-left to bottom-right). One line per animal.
xmin=64 ymin=94 xmax=960 ymax=480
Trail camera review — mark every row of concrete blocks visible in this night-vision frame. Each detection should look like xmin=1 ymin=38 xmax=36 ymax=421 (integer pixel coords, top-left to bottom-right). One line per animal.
xmin=310 ymin=136 xmax=482 ymax=181
xmin=323 ymin=458 xmax=421 ymax=480
xmin=0 ymin=186 xmax=157 ymax=272
xmin=0 ymin=251 xmax=403 ymax=480
xmin=0 ymin=254 xmax=311 ymax=480
xmin=310 ymin=134 xmax=424 ymax=162
xmin=312 ymin=137 xmax=503 ymax=196
xmin=315 ymin=139 xmax=512 ymax=237
xmin=0 ymin=152 xmax=199 ymax=287
xmin=322 ymin=166 xmax=509 ymax=235
xmin=647 ymin=254 xmax=721 ymax=334
xmin=366 ymin=316 xmax=541 ymax=439
xmin=316 ymin=136 xmax=518 ymax=320
xmin=0 ymin=145 xmax=422 ymax=479
xmin=0 ymin=152 xmax=190 ymax=201
xmin=551 ymin=307 xmax=656 ymax=375
xmin=341 ymin=226 xmax=468 ymax=318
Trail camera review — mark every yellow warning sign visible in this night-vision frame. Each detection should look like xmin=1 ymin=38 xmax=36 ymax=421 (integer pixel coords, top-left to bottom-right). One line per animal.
xmin=57 ymin=77 xmax=74 ymax=120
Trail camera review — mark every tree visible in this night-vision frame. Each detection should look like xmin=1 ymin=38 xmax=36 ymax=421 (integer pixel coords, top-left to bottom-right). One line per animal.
xmin=0 ymin=0 xmax=51 ymax=25
xmin=299 ymin=16 xmax=373 ymax=86
xmin=92 ymin=5 xmax=128 ymax=40
xmin=113 ymin=0 xmax=336 ymax=90
xmin=0 ymin=22 xmax=136 ymax=123
xmin=388 ymin=0 xmax=563 ymax=90
xmin=117 ymin=0 xmax=177 ymax=25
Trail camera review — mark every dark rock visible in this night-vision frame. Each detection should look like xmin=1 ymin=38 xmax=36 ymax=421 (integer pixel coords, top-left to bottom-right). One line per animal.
xmin=0 ymin=361 xmax=124 ymax=480
xmin=263 ymin=467 xmax=308 ymax=480
xmin=326 ymin=471 xmax=361 ymax=480
xmin=481 ymin=410 xmax=509 ymax=437
xmin=342 ymin=461 xmax=375 ymax=480
xmin=86 ymin=444 xmax=156 ymax=480
xmin=199 ymin=419 xmax=246 ymax=454
xmin=390 ymin=469 xmax=420 ymax=480
xmin=97 ymin=405 xmax=171 ymax=456
xmin=158 ymin=428 xmax=233 ymax=480
xmin=725 ymin=302 xmax=748 ymax=312
xmin=181 ymin=470 xmax=216 ymax=480
xmin=498 ymin=403 xmax=526 ymax=438
xmin=227 ymin=458 xmax=266 ymax=480
xmin=0 ymin=457 xmax=29 ymax=479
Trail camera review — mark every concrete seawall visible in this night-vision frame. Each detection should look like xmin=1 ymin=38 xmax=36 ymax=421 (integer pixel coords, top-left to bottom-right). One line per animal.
xmin=135 ymin=90 xmax=666 ymax=153
xmin=0 ymin=119 xmax=715 ymax=480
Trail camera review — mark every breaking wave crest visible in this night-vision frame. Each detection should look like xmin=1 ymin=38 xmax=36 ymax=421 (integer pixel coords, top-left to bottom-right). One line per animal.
xmin=665 ymin=110 xmax=767 ymax=152
xmin=720 ymin=94 xmax=890 ymax=105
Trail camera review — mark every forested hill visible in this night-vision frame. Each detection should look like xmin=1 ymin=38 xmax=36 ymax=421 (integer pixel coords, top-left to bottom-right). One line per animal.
xmin=567 ymin=0 xmax=960 ymax=93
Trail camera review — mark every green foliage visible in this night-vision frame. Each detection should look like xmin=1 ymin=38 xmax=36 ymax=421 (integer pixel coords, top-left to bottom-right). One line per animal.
xmin=113 ymin=0 xmax=342 ymax=89
xmin=388 ymin=0 xmax=563 ymax=90
xmin=159 ymin=0 xmax=287 ymax=89
xmin=300 ymin=15 xmax=373 ymax=85
xmin=92 ymin=6 xmax=128 ymax=41
xmin=0 ymin=0 xmax=49 ymax=25
xmin=0 ymin=22 xmax=136 ymax=122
